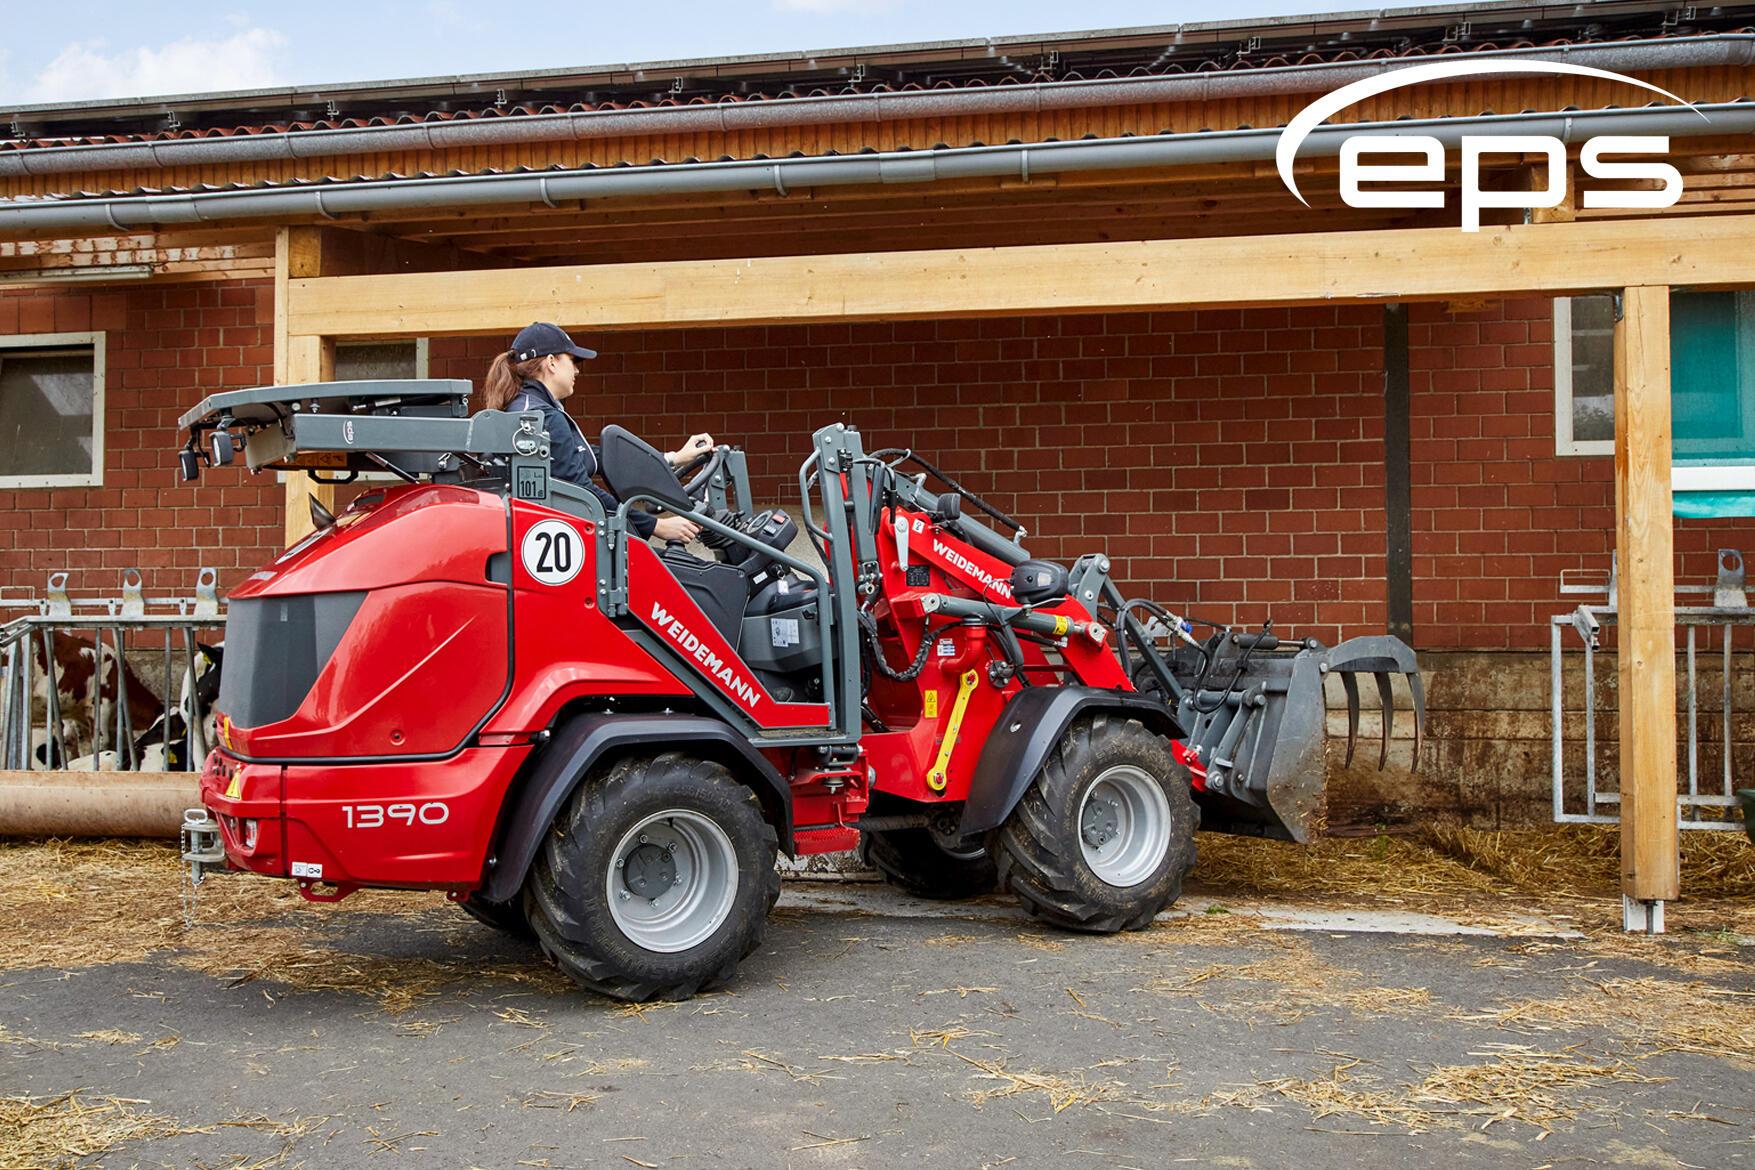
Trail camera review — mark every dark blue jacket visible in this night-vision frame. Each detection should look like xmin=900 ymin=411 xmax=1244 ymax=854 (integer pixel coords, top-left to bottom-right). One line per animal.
xmin=506 ymin=379 xmax=656 ymax=538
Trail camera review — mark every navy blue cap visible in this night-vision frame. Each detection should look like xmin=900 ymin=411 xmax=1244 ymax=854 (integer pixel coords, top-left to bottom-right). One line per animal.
xmin=510 ymin=322 xmax=597 ymax=363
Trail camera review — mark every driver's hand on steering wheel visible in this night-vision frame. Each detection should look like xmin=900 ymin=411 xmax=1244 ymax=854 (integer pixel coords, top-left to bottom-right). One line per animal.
xmin=668 ymin=433 xmax=715 ymax=468
xmin=654 ymin=515 xmax=701 ymax=544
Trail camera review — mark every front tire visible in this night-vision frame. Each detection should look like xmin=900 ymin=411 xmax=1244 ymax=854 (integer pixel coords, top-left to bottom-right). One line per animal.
xmin=991 ymin=714 xmax=1198 ymax=933
xmin=523 ymin=753 xmax=781 ymax=1001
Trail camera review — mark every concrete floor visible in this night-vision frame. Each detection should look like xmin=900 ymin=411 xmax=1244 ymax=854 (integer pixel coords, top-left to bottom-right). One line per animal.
xmin=2 ymin=880 xmax=1751 ymax=1170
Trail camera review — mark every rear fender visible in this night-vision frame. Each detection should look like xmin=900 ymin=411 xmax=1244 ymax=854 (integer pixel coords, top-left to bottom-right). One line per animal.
xmin=478 ymin=714 xmax=792 ymax=903
xmin=957 ymin=686 xmax=1185 ymax=837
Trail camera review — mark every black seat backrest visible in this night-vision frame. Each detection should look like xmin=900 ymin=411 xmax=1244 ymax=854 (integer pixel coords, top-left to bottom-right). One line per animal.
xmin=659 ymin=546 xmax=750 ymax=643
xmin=600 ymin=425 xmax=692 ymax=511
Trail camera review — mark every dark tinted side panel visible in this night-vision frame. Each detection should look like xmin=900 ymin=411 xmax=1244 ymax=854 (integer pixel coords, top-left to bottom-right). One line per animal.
xmin=219 ymin=592 xmax=366 ymax=727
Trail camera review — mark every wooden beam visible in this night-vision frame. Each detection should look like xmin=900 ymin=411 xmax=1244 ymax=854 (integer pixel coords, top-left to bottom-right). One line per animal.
xmin=286 ymin=214 xmax=1755 ymax=339
xmin=280 ymin=332 xmax=335 ymax=547
xmin=1613 ymin=284 xmax=1679 ymax=929
xmin=275 ymin=227 xmax=336 ymax=548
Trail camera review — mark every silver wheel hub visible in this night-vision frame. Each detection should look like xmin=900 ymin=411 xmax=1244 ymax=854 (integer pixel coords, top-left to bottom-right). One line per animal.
xmin=606 ymin=810 xmax=739 ymax=953
xmin=1081 ymin=798 xmax=1120 ymax=848
xmin=1075 ymin=764 xmax=1173 ymax=889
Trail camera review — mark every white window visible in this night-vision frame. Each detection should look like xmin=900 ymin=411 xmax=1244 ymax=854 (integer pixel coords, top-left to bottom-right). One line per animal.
xmin=1553 ymin=296 xmax=1615 ymax=457
xmin=0 ymin=331 xmax=105 ymax=488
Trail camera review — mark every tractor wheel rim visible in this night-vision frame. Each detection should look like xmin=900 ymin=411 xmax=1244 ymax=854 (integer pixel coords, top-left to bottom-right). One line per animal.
xmin=606 ymin=809 xmax=739 ymax=953
xmin=1076 ymin=764 xmax=1172 ymax=888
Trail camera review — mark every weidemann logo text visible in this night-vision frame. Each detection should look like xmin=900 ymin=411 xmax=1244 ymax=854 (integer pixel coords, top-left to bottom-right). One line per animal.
xmin=1276 ymin=60 xmax=1708 ymax=231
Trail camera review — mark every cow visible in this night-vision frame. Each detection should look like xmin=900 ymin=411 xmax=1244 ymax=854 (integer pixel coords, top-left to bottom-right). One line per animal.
xmin=25 ymin=632 xmax=166 ymax=768
xmin=131 ymin=643 xmax=224 ymax=771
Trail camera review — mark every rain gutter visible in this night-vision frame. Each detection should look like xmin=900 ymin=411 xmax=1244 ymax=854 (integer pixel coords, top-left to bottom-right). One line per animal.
xmin=1 ymin=100 xmax=1750 ymax=234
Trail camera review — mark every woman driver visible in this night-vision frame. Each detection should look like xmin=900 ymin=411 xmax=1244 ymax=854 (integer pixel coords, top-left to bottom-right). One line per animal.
xmin=481 ymin=322 xmax=709 ymax=543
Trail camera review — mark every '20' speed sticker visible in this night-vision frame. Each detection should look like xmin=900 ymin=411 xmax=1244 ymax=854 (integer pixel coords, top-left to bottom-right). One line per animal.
xmin=520 ymin=519 xmax=584 ymax=586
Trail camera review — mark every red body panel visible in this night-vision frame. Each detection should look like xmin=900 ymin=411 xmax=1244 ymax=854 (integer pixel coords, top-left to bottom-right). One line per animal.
xmin=243 ymin=581 xmax=509 ymax=757
xmin=625 ymin=539 xmax=831 ymax=729
xmin=858 ymin=508 xmax=1131 ymax=805
xmin=484 ymin=500 xmax=690 ymax=734
xmin=222 ymin=484 xmax=513 ymax=759
xmin=201 ymin=745 xmax=531 ymax=889
xmin=234 ymin=483 xmax=505 ymax=598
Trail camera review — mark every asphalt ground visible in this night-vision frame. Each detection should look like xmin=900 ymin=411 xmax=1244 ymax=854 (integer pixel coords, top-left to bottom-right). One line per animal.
xmin=1 ymin=842 xmax=1752 ymax=1170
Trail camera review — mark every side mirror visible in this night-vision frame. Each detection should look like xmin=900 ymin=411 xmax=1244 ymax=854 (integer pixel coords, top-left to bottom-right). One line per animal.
xmin=1010 ymin=559 xmax=1068 ymax=606
xmin=209 ymin=429 xmax=235 ymax=467
xmin=178 ymin=447 xmax=201 ymax=482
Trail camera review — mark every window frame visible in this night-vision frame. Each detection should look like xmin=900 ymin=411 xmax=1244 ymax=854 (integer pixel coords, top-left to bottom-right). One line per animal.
xmin=0 ymin=330 xmax=106 ymax=489
xmin=1553 ymin=297 xmax=1614 ymax=458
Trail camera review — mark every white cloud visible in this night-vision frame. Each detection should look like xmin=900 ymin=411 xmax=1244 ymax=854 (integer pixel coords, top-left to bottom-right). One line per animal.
xmin=772 ymin=0 xmax=900 ymax=11
xmin=27 ymin=28 xmax=287 ymax=104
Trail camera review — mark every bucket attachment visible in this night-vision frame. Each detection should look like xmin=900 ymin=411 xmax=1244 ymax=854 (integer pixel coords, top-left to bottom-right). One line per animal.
xmin=1172 ymin=633 xmax=1424 ymax=843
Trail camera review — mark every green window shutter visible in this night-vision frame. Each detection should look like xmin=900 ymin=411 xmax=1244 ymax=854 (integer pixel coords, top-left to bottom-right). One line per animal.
xmin=1671 ymin=291 xmax=1755 ymax=518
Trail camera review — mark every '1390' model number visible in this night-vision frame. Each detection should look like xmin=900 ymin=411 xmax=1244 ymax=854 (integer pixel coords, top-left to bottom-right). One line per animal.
xmin=342 ymin=802 xmax=450 ymax=829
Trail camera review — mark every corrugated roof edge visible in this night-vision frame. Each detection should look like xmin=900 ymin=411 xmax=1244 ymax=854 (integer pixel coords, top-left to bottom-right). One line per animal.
xmin=0 ymin=0 xmax=1678 ymax=122
xmin=2 ymin=34 xmax=1748 ymax=177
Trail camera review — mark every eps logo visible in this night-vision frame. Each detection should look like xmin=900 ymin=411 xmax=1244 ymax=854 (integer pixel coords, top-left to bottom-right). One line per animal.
xmin=1277 ymin=60 xmax=1707 ymax=231
xmin=521 ymin=518 xmax=583 ymax=586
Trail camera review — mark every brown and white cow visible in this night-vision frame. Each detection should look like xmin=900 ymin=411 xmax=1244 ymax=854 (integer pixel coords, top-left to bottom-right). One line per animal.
xmin=27 ymin=633 xmax=162 ymax=767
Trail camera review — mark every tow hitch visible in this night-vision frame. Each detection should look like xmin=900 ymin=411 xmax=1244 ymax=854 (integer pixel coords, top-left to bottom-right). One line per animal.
xmin=180 ymin=807 xmax=225 ymax=886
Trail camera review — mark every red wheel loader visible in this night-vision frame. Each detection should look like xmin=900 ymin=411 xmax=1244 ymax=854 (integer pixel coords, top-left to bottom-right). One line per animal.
xmin=177 ymin=379 xmax=1423 ymax=1001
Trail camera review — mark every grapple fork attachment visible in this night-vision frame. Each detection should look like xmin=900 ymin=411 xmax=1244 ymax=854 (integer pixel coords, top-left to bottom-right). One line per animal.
xmin=1173 ymin=633 xmax=1424 ymax=843
xmin=1323 ymin=636 xmax=1425 ymax=776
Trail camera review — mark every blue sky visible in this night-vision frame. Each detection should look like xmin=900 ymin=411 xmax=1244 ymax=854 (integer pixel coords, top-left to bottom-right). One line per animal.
xmin=1 ymin=0 xmax=1344 ymax=106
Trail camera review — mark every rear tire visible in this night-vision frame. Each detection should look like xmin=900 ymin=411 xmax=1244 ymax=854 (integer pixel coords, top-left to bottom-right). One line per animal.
xmin=863 ymin=796 xmax=997 ymax=900
xmin=991 ymin=714 xmax=1198 ymax=933
xmin=523 ymin=753 xmax=781 ymax=1002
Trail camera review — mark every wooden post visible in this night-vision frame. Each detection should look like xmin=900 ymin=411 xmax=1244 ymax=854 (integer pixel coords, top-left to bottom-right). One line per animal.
xmin=1613 ymin=284 xmax=1679 ymax=932
xmin=275 ymin=228 xmax=337 ymax=546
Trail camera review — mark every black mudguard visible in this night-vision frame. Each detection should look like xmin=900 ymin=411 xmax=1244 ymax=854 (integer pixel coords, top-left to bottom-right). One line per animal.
xmin=957 ymin=686 xmax=1185 ymax=837
xmin=478 ymin=713 xmax=791 ymax=903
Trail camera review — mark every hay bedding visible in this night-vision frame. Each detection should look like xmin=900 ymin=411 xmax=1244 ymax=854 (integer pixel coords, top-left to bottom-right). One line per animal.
xmin=0 ymin=1093 xmax=314 ymax=1170
xmin=1232 ymin=1046 xmax=1666 ymax=1135
xmin=1137 ymin=936 xmax=1435 ymax=1022
xmin=0 ymin=840 xmax=571 ymax=1010
xmin=1191 ymin=824 xmax=1755 ymax=936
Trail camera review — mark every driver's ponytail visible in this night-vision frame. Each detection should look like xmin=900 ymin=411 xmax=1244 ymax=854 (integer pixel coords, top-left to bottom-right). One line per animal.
xmin=481 ymin=350 xmax=545 ymax=412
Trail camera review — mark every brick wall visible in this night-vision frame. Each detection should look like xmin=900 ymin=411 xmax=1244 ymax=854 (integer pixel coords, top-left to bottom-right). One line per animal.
xmin=435 ymin=299 xmax=1755 ymax=652
xmin=3 ymin=284 xmax=1749 ymax=653
xmin=0 ymin=282 xmax=282 ymax=601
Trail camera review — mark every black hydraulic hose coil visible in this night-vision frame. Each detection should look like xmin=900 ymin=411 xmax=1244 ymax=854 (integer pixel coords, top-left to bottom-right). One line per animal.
xmin=858 ymin=609 xmax=952 ymax=683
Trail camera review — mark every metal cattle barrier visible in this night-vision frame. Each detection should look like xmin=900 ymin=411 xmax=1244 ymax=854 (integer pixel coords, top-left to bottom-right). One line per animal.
xmin=1551 ymin=549 xmax=1750 ymax=831
xmin=0 ymin=569 xmax=224 ymax=773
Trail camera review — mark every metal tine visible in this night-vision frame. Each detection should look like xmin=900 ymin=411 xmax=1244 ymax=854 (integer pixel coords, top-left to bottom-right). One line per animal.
xmin=161 ymin=628 xmax=173 ymax=773
xmin=1406 ymin=670 xmax=1426 ymax=774
xmin=1340 ymin=672 xmax=1361 ymax=767
xmin=40 ymin=629 xmax=63 ymax=769
xmin=114 ymin=625 xmax=135 ymax=771
xmin=1373 ymin=671 xmax=1395 ymax=770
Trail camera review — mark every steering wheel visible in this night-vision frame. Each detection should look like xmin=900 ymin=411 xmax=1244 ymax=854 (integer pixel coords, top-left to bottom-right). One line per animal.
xmin=681 ymin=445 xmax=730 ymax=502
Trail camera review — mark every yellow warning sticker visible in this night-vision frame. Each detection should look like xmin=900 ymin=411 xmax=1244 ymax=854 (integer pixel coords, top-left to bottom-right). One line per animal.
xmin=1052 ymin=615 xmax=1069 ymax=635
xmin=924 ymin=691 xmax=939 ymax=718
xmin=224 ymin=772 xmax=243 ymax=800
